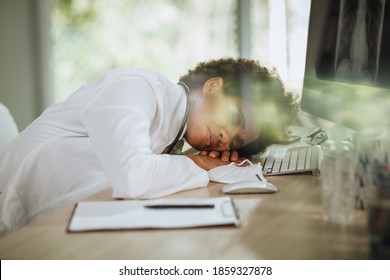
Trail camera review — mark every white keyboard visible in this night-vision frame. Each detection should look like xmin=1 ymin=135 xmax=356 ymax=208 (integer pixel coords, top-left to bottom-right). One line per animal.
xmin=261 ymin=145 xmax=321 ymax=176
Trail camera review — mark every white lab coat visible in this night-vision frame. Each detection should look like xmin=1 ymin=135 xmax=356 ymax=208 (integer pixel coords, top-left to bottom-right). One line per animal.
xmin=0 ymin=68 xmax=209 ymax=232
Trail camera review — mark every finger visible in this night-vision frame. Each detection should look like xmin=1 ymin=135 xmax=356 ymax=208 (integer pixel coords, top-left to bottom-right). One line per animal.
xmin=199 ymin=151 xmax=208 ymax=156
xmin=229 ymin=150 xmax=239 ymax=162
xmin=208 ymin=151 xmax=220 ymax=158
xmin=220 ymin=150 xmax=230 ymax=162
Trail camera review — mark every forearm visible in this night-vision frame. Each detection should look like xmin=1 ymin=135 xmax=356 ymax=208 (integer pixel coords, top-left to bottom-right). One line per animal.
xmin=185 ymin=153 xmax=229 ymax=171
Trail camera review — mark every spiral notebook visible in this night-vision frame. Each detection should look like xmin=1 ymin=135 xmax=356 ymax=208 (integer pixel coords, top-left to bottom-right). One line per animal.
xmin=67 ymin=196 xmax=240 ymax=232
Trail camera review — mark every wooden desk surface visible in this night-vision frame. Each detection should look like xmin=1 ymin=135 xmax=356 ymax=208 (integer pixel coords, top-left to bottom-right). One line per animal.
xmin=0 ymin=174 xmax=370 ymax=260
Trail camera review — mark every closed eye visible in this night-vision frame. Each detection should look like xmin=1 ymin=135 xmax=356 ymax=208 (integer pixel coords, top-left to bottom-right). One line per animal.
xmin=232 ymin=109 xmax=245 ymax=128
xmin=239 ymin=109 xmax=245 ymax=128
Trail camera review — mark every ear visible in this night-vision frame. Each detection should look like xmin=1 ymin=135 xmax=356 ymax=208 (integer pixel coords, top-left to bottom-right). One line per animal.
xmin=202 ymin=77 xmax=223 ymax=95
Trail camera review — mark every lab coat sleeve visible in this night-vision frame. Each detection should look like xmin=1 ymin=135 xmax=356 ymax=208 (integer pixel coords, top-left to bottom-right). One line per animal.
xmin=80 ymin=77 xmax=209 ymax=199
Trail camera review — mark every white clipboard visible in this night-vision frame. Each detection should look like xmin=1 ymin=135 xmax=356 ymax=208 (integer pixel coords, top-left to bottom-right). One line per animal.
xmin=67 ymin=196 xmax=240 ymax=232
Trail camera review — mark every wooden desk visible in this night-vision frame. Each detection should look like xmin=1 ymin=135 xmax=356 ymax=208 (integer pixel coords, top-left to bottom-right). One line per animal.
xmin=0 ymin=174 xmax=370 ymax=260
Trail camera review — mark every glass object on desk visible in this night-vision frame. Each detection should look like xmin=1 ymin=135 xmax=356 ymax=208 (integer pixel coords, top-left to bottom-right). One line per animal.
xmin=353 ymin=129 xmax=382 ymax=210
xmin=365 ymin=131 xmax=390 ymax=259
xmin=321 ymin=139 xmax=355 ymax=223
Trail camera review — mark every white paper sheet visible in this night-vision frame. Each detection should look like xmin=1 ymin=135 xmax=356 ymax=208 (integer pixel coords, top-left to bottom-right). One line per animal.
xmin=67 ymin=196 xmax=240 ymax=232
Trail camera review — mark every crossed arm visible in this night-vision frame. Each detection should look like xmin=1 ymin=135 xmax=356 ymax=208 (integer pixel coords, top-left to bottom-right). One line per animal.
xmin=185 ymin=150 xmax=241 ymax=171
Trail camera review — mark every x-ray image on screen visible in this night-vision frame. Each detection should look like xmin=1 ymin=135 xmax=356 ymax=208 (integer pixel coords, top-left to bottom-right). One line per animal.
xmin=335 ymin=0 xmax=385 ymax=85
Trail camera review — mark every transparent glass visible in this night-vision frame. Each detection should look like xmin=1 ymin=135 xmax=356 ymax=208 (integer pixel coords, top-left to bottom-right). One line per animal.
xmin=366 ymin=133 xmax=390 ymax=259
xmin=321 ymin=140 xmax=355 ymax=223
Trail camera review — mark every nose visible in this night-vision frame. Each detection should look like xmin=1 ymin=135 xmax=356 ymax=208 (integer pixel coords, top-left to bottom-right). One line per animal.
xmin=218 ymin=129 xmax=232 ymax=150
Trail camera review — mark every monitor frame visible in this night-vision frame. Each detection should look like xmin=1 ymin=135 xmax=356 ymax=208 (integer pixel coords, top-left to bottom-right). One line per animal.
xmin=300 ymin=0 xmax=390 ymax=130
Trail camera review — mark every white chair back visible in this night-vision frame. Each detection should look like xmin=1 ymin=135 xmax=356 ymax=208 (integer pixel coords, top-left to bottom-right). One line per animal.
xmin=0 ymin=103 xmax=19 ymax=150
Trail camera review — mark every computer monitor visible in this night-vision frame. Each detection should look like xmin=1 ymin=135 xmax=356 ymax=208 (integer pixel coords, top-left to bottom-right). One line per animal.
xmin=301 ymin=0 xmax=390 ymax=130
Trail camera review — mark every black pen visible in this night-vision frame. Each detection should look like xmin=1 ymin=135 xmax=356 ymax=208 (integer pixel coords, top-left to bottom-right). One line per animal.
xmin=144 ymin=204 xmax=215 ymax=209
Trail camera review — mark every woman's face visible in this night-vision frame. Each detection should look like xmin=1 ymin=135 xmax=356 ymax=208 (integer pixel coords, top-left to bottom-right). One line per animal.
xmin=184 ymin=78 xmax=261 ymax=152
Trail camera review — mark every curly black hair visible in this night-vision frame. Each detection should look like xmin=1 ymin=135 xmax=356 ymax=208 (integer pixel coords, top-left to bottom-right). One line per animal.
xmin=179 ymin=57 xmax=299 ymax=157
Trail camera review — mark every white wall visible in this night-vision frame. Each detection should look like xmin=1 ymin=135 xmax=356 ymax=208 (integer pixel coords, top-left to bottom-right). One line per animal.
xmin=0 ymin=0 xmax=51 ymax=130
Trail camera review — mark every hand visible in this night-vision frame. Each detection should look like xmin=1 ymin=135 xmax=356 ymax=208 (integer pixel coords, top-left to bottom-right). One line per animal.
xmin=185 ymin=154 xmax=230 ymax=171
xmin=199 ymin=150 xmax=239 ymax=162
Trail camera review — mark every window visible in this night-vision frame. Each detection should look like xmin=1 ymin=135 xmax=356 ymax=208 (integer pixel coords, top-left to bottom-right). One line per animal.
xmin=51 ymin=0 xmax=310 ymax=102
